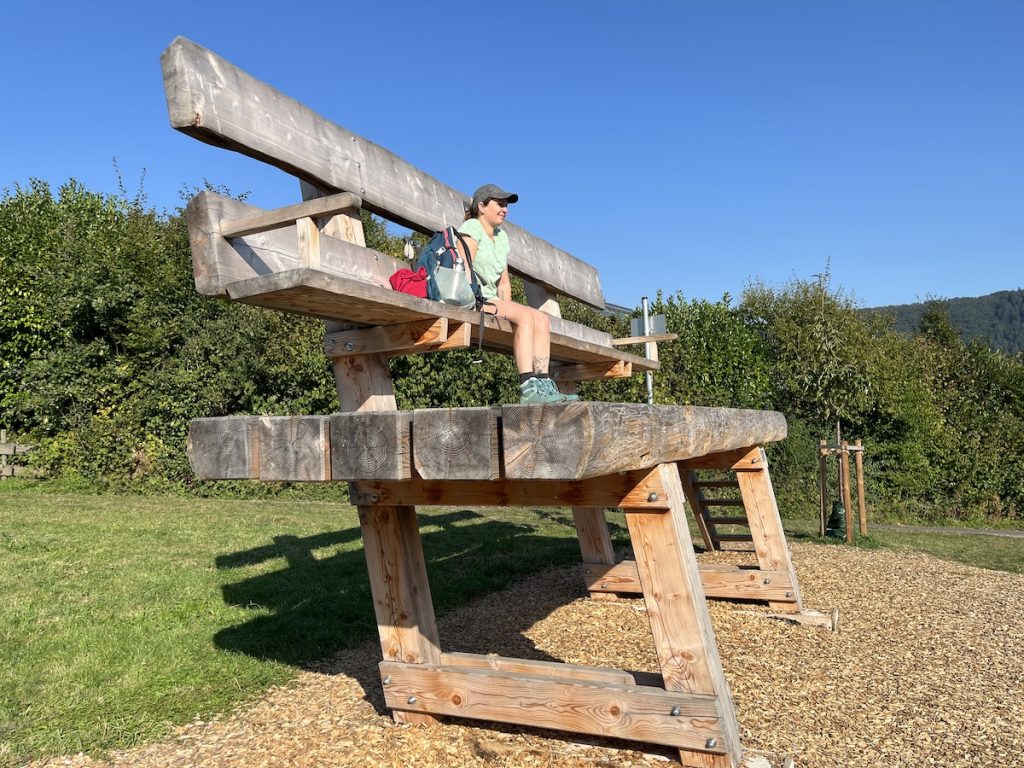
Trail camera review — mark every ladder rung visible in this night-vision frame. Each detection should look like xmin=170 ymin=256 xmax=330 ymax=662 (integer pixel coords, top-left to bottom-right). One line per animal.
xmin=692 ymin=481 xmax=739 ymax=489
xmin=702 ymin=498 xmax=744 ymax=507
xmin=713 ymin=533 xmax=754 ymax=542
xmin=708 ymin=516 xmax=750 ymax=526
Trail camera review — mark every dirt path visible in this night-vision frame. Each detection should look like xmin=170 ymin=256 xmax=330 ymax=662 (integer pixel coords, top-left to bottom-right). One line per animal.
xmin=31 ymin=542 xmax=1024 ymax=768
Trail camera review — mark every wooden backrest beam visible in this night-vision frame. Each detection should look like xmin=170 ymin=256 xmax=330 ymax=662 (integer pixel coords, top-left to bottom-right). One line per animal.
xmin=162 ymin=36 xmax=606 ymax=309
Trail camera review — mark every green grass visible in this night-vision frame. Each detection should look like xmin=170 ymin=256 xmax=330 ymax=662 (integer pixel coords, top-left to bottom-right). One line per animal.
xmin=782 ymin=518 xmax=1024 ymax=574
xmin=0 ymin=488 xmax=626 ymax=766
xmin=3 ymin=487 xmax=1020 ymax=766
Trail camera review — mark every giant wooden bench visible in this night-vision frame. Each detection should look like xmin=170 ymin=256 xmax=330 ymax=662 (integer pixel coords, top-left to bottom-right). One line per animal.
xmin=164 ymin=36 xmax=808 ymax=767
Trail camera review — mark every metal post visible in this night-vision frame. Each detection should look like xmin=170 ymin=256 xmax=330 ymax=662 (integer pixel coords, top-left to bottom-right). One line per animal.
xmin=642 ymin=296 xmax=654 ymax=405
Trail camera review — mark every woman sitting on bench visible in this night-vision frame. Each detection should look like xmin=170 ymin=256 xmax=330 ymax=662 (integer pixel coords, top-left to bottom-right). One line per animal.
xmin=458 ymin=184 xmax=577 ymax=405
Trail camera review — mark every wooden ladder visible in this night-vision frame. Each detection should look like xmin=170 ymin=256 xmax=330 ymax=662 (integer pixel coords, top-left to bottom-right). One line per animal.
xmin=682 ymin=473 xmax=753 ymax=550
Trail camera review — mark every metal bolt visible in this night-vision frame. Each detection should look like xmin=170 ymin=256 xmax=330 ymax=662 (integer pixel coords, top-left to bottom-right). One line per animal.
xmin=705 ymin=737 xmax=718 ymax=749
xmin=382 ymin=676 xmax=391 ymax=685
xmin=785 ymin=591 xmax=794 ymax=598
xmin=601 ymin=583 xmax=608 ymax=590
xmin=407 ymin=695 xmax=417 ymax=705
xmin=328 ymin=337 xmax=336 ymax=346
xmin=370 ymin=494 xmax=380 ymax=503
xmin=670 ymin=705 xmax=682 ymax=717
xmin=763 ymin=578 xmax=771 ymax=585
xmin=647 ymin=492 xmax=659 ymax=502
xmin=344 ymin=341 xmax=355 ymax=351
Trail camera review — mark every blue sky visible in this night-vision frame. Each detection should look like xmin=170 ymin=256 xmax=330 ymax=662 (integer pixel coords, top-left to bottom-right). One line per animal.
xmin=3 ymin=1 xmax=1021 ymax=310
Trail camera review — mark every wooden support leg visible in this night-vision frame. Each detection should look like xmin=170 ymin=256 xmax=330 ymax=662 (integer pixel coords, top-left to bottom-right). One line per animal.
xmin=625 ymin=464 xmax=742 ymax=768
xmin=734 ymin=448 xmax=803 ymax=612
xmin=679 ymin=469 xmax=717 ymax=550
xmin=359 ymin=503 xmax=442 ymax=725
xmin=572 ymin=507 xmax=619 ymax=601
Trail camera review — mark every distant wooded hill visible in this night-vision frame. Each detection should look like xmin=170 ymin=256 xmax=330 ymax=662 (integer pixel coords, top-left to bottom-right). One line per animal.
xmin=867 ymin=289 xmax=1024 ymax=355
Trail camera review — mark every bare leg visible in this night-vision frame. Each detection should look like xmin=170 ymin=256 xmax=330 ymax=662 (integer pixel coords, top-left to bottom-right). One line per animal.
xmin=490 ymin=299 xmax=551 ymax=375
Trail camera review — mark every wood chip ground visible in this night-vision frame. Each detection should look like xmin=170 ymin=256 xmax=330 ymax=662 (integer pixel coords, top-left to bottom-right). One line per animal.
xmin=31 ymin=543 xmax=1024 ymax=767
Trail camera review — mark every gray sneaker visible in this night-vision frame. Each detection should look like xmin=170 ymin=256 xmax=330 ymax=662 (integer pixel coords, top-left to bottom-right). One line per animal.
xmin=519 ymin=376 xmax=569 ymax=404
xmin=541 ymin=377 xmax=579 ymax=401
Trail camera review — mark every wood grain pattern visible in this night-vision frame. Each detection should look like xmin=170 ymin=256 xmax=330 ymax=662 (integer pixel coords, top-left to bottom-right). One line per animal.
xmin=502 ymin=403 xmax=786 ymax=480
xmin=412 ymin=408 xmax=501 ymax=480
xmin=322 ymin=319 xmax=452 ymax=358
xmin=187 ymin=416 xmax=261 ymax=479
xmin=572 ymin=507 xmax=617 ymax=566
xmin=162 ymin=37 xmax=606 ymax=308
xmin=349 ymin=469 xmax=668 ymax=509
xmin=438 ymin=652 xmax=637 ymax=686
xmin=734 ymin=448 xmax=802 ymax=610
xmin=330 ymin=411 xmax=411 ymax=481
xmin=219 ymin=191 xmax=362 ymax=238
xmin=378 ymin=661 xmax=726 ymax=753
xmin=184 ymin=192 xmax=402 ymax=296
xmin=360 ymin=507 xmax=441 ymax=665
xmin=549 ymin=360 xmax=632 ymax=383
xmin=258 ymin=416 xmax=331 ymax=482
xmin=624 ymin=464 xmax=742 ymax=765
xmin=582 ymin=561 xmax=797 ymax=602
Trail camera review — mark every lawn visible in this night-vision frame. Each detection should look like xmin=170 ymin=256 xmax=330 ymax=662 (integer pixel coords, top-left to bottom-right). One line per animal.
xmin=2 ymin=486 xmax=1021 ymax=766
xmin=0 ymin=487 xmax=624 ymax=766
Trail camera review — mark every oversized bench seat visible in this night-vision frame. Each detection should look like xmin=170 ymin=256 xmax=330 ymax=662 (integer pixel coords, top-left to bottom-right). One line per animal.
xmin=163 ymin=36 xmax=812 ymax=768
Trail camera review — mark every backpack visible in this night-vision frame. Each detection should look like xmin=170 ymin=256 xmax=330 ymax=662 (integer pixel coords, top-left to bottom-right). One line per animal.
xmin=412 ymin=227 xmax=484 ymax=309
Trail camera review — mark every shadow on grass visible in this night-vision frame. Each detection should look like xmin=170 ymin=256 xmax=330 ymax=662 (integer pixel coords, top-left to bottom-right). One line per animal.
xmin=213 ymin=508 xmax=588 ymax=669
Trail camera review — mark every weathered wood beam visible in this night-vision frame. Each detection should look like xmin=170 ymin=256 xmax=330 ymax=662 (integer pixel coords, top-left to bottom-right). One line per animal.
xmin=259 ymin=416 xmax=331 ymax=481
xmin=550 ymin=360 xmax=632 ymax=383
xmin=220 ymin=192 xmax=362 ymax=238
xmin=162 ymin=37 xmax=606 ymax=308
xmin=187 ymin=416 xmax=262 ymax=480
xmin=186 ymin=191 xmax=616 ymax=352
xmin=581 ymin=561 xmax=799 ymax=602
xmin=678 ymin=447 xmax=767 ymax=471
xmin=502 ymin=403 xmax=787 ymax=480
xmin=322 ymin=319 xmax=464 ymax=358
xmin=413 ymin=408 xmax=501 ymax=480
xmin=438 ymin=652 xmax=639 ymax=686
xmin=185 ymin=192 xmax=400 ymax=297
xmin=348 ymin=468 xmax=669 ymax=510
xmin=330 ymin=412 xmax=412 ymax=481
xmin=224 ymin=268 xmax=654 ymax=371
xmin=0 ymin=442 xmax=34 ymax=456
xmin=611 ymin=333 xmax=678 ymax=346
xmin=378 ymin=661 xmax=726 ymax=753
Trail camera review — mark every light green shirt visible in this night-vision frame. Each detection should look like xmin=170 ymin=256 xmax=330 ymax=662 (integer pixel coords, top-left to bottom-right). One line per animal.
xmin=458 ymin=218 xmax=509 ymax=301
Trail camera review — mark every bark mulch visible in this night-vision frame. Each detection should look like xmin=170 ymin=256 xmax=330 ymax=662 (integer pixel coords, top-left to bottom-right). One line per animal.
xmin=32 ymin=542 xmax=1024 ymax=767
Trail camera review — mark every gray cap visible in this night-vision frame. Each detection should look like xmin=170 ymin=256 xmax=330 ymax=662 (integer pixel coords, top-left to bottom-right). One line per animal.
xmin=470 ymin=183 xmax=519 ymax=213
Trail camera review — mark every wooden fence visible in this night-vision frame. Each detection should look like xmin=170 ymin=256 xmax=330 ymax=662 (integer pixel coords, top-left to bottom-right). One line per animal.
xmin=0 ymin=429 xmax=36 ymax=478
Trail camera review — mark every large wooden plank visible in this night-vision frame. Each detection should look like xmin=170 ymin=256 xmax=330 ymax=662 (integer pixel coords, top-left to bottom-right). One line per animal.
xmin=162 ymin=37 xmax=606 ymax=308
xmin=184 ymin=192 xmax=401 ymax=297
xmin=413 ymin=408 xmax=501 ymax=480
xmin=438 ymin=652 xmax=638 ymax=686
xmin=379 ymin=661 xmax=726 ymax=753
xmin=185 ymin=192 xmax=613 ymax=350
xmin=502 ymin=403 xmax=787 ymax=480
xmin=582 ymin=561 xmax=798 ymax=602
xmin=348 ymin=468 xmax=668 ymax=510
xmin=223 ymin=268 xmax=652 ymax=371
